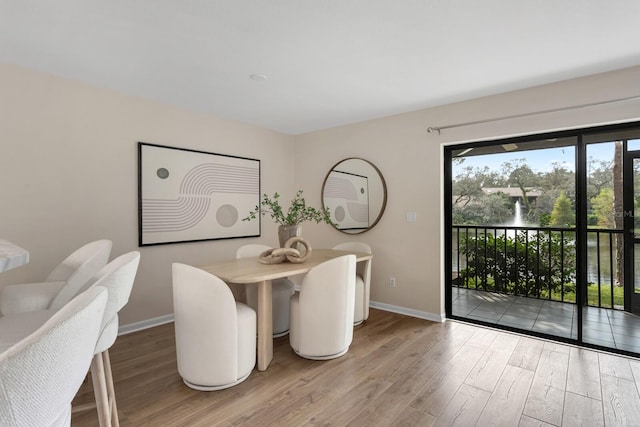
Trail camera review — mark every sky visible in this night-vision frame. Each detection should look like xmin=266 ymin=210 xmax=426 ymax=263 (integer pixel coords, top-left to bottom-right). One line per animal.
xmin=452 ymin=142 xmax=619 ymax=178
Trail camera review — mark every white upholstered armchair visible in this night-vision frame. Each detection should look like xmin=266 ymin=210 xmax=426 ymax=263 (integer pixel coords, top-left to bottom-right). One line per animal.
xmin=289 ymin=254 xmax=356 ymax=360
xmin=172 ymin=263 xmax=256 ymax=391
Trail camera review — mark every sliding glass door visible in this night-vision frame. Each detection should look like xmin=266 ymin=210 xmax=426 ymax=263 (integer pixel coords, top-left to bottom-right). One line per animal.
xmin=445 ymin=121 xmax=640 ymax=356
xmin=624 ymin=149 xmax=640 ymax=315
xmin=580 ymin=129 xmax=640 ymax=353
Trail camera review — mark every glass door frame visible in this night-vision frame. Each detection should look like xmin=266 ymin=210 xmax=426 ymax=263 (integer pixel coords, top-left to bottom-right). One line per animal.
xmin=445 ymin=120 xmax=640 ymax=356
xmin=623 ymin=144 xmax=640 ymax=313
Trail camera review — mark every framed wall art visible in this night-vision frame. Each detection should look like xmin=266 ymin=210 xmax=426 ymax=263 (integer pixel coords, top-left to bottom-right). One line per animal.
xmin=138 ymin=142 xmax=260 ymax=246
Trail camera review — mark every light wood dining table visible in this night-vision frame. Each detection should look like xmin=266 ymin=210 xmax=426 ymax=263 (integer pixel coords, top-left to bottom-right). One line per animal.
xmin=199 ymin=248 xmax=373 ymax=371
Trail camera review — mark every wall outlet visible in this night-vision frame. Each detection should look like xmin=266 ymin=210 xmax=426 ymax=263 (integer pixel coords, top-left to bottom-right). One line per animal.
xmin=390 ymin=277 xmax=396 ymax=287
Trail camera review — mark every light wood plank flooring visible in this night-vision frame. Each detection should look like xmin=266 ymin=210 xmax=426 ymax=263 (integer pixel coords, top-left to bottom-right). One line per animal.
xmin=71 ymin=309 xmax=640 ymax=426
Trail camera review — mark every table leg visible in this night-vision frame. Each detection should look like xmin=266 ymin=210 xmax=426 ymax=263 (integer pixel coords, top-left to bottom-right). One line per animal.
xmin=256 ymin=279 xmax=273 ymax=371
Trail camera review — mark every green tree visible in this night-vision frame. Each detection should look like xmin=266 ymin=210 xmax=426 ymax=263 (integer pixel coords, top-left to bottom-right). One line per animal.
xmin=452 ymin=165 xmax=505 ymax=206
xmin=452 ymin=166 xmax=486 ymax=207
xmin=543 ymin=161 xmax=575 ymax=191
xmin=541 ymin=161 xmax=576 ymax=209
xmin=591 ymin=188 xmax=614 ymax=228
xmin=504 ymin=160 xmax=540 ymax=191
xmin=452 ymin=192 xmax=513 ymax=225
xmin=533 ymin=189 xmax=560 ymax=225
xmin=549 ymin=191 xmax=574 ymax=227
xmin=587 ymin=157 xmax=613 ymax=203
xmin=503 ymin=159 xmax=541 ymax=221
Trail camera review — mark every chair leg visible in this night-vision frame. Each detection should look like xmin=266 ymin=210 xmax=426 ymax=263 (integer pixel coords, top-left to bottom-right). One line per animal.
xmin=90 ymin=352 xmax=111 ymax=427
xmin=75 ymin=350 xmax=119 ymax=426
xmin=102 ymin=349 xmax=120 ymax=427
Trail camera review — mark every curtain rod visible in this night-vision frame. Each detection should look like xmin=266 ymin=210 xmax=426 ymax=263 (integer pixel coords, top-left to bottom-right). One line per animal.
xmin=426 ymin=94 xmax=640 ymax=134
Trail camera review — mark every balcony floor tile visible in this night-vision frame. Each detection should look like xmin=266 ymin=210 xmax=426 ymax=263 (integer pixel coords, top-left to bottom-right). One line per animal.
xmin=451 ymin=287 xmax=640 ymax=356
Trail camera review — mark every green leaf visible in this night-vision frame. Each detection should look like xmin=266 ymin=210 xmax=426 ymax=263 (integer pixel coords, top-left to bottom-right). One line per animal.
xmin=242 ymin=190 xmax=337 ymax=226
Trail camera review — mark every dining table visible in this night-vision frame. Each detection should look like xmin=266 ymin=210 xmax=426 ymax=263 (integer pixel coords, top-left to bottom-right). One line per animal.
xmin=0 ymin=239 xmax=29 ymax=273
xmin=199 ymin=248 xmax=373 ymax=371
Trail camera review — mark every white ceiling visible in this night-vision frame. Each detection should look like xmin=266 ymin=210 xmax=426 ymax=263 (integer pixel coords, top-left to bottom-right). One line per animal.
xmin=1 ymin=1 xmax=640 ymax=135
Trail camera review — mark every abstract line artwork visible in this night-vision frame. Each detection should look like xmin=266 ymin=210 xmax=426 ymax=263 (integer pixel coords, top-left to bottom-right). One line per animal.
xmin=323 ymin=169 xmax=369 ymax=231
xmin=138 ymin=142 xmax=260 ymax=246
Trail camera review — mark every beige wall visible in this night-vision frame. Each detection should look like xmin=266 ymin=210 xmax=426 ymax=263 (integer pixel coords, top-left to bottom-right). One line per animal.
xmin=294 ymin=65 xmax=640 ymax=320
xmin=0 ymin=63 xmax=296 ymax=326
xmin=2 ymin=62 xmax=640 ymax=328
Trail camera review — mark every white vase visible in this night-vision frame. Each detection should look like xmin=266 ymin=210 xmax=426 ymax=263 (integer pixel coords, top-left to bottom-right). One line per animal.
xmin=278 ymin=224 xmax=301 ymax=248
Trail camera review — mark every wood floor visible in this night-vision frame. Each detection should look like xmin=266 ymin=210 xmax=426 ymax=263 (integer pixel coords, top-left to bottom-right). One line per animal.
xmin=71 ymin=309 xmax=640 ymax=426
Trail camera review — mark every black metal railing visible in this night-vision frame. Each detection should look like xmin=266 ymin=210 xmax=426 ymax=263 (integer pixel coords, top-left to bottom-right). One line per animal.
xmin=452 ymin=225 xmax=623 ymax=309
xmin=586 ymin=228 xmax=624 ymax=309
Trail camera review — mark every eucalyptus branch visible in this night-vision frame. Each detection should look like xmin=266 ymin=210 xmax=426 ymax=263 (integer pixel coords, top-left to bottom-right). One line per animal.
xmin=243 ymin=190 xmax=336 ymax=226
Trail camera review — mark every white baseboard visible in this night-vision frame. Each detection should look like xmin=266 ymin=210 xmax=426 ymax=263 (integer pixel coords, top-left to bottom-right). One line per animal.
xmin=369 ymin=301 xmax=445 ymax=323
xmin=118 ymin=302 xmax=444 ymax=336
xmin=118 ymin=313 xmax=174 ymax=336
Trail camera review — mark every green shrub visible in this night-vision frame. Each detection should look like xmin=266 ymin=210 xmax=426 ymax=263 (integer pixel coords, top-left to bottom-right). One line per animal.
xmin=459 ymin=230 xmax=576 ymax=299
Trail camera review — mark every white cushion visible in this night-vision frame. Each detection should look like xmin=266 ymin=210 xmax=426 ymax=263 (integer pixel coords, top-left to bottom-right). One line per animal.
xmin=0 ymin=281 xmax=65 ymax=316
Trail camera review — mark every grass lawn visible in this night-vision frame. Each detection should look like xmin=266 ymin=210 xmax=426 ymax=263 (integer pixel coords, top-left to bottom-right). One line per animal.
xmin=549 ymin=283 xmax=624 ymax=308
xmin=459 ymin=277 xmax=625 ymax=308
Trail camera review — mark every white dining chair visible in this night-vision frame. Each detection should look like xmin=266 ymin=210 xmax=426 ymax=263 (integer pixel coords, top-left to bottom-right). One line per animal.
xmin=73 ymin=251 xmax=141 ymax=427
xmin=0 ymin=250 xmax=141 ymax=427
xmin=289 ymin=254 xmax=356 ymax=360
xmin=172 ymin=263 xmax=256 ymax=390
xmin=237 ymin=244 xmax=295 ymax=337
xmin=332 ymin=242 xmax=372 ymax=325
xmin=0 ymin=239 xmax=112 ymax=316
xmin=0 ymin=286 xmax=108 ymax=427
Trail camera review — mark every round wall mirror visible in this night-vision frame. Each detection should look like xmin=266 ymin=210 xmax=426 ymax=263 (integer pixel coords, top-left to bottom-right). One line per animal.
xmin=321 ymin=158 xmax=387 ymax=234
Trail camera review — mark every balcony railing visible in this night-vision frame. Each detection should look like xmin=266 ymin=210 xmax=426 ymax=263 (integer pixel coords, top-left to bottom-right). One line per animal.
xmin=452 ymin=225 xmax=624 ymax=310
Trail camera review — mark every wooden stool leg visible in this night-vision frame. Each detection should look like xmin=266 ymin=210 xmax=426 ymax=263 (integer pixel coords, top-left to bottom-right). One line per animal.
xmin=102 ymin=349 xmax=120 ymax=427
xmin=74 ymin=350 xmax=118 ymax=426
xmin=90 ymin=352 xmax=111 ymax=427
